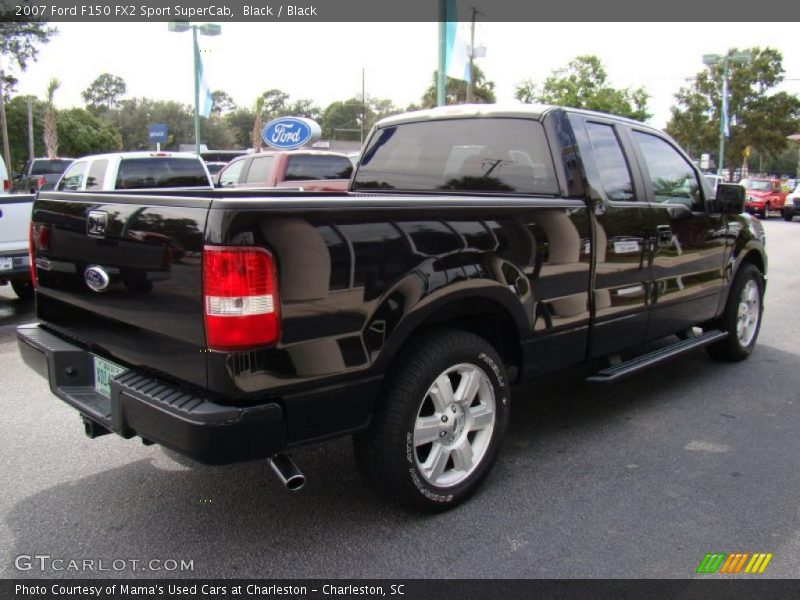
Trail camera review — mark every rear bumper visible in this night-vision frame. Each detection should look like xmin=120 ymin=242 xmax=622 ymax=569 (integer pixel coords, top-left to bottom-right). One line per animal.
xmin=0 ymin=251 xmax=30 ymax=281
xmin=16 ymin=323 xmax=285 ymax=464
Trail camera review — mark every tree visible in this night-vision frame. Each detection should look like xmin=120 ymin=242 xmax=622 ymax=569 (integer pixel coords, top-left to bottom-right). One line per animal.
xmin=420 ymin=65 xmax=496 ymax=108
xmin=666 ymin=47 xmax=800 ymax=167
xmin=82 ymin=73 xmax=127 ymax=113
xmin=0 ymin=21 xmax=57 ymax=170
xmin=321 ymin=96 xmax=400 ymax=141
xmin=251 ymin=96 xmax=265 ymax=152
xmin=210 ymin=90 xmax=236 ymax=117
xmin=515 ymin=55 xmax=650 ymax=121
xmin=3 ymin=96 xmax=44 ymax=170
xmin=99 ymin=97 xmax=237 ymax=150
xmin=1 ymin=73 xmax=17 ymax=97
xmin=43 ymin=78 xmax=59 ymax=158
xmin=223 ymin=107 xmax=255 ymax=148
xmin=285 ymin=98 xmax=322 ymax=122
xmin=56 ymin=108 xmax=122 ymax=157
xmin=321 ymin=99 xmax=363 ymax=141
xmin=261 ymin=89 xmax=290 ymax=116
xmin=0 ymin=21 xmax=57 ymax=71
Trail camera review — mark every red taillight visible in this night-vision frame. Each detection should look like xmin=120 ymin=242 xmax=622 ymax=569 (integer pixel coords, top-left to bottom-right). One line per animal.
xmin=202 ymin=246 xmax=280 ymax=351
xmin=3 ymin=179 xmax=9 ymax=191
xmin=28 ymin=222 xmax=37 ymax=288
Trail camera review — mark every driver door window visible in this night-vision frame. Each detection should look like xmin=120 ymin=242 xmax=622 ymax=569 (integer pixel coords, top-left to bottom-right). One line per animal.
xmin=218 ymin=159 xmax=245 ymax=187
xmin=57 ymin=161 xmax=87 ymax=191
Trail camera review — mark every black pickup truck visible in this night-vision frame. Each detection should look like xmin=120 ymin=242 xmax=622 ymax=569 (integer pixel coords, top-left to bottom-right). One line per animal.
xmin=17 ymin=105 xmax=766 ymax=511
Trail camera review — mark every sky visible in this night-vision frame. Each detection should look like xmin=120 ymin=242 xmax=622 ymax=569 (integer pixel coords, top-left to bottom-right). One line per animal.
xmin=7 ymin=22 xmax=800 ymax=129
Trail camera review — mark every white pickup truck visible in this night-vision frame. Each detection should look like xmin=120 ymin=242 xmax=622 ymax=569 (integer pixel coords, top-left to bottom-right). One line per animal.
xmin=0 ymin=194 xmax=34 ymax=300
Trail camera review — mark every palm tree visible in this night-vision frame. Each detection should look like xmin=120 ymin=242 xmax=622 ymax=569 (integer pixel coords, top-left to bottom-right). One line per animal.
xmin=43 ymin=78 xmax=60 ymax=158
xmin=250 ymin=96 xmax=264 ymax=152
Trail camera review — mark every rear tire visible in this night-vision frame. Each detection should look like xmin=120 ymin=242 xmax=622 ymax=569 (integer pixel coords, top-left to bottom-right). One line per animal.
xmin=761 ymin=203 xmax=770 ymax=219
xmin=784 ymin=211 xmax=794 ymax=222
xmin=11 ymin=280 xmax=34 ymax=302
xmin=706 ymin=263 xmax=763 ymax=361
xmin=354 ymin=329 xmax=510 ymax=512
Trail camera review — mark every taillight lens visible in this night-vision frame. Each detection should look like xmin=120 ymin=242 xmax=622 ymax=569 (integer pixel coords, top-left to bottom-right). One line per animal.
xmin=3 ymin=179 xmax=9 ymax=191
xmin=28 ymin=221 xmax=37 ymax=288
xmin=203 ymin=246 xmax=280 ymax=351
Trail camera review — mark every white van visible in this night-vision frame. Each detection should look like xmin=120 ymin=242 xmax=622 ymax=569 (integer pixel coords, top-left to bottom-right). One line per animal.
xmin=55 ymin=151 xmax=213 ymax=192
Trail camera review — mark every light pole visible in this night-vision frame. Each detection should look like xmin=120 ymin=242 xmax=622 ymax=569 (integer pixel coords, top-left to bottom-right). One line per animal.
xmin=702 ymin=51 xmax=752 ymax=178
xmin=168 ymin=21 xmax=221 ymax=154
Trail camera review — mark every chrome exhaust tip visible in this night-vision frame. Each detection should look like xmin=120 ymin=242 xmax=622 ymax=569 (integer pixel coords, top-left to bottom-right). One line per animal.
xmin=268 ymin=453 xmax=306 ymax=491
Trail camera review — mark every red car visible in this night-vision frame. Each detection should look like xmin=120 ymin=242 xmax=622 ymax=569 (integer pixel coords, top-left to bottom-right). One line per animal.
xmin=743 ymin=178 xmax=789 ymax=219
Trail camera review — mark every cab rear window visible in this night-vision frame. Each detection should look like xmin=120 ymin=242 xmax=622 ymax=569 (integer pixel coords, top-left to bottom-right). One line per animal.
xmin=115 ymin=158 xmax=210 ymax=189
xmin=354 ymin=118 xmax=558 ymax=195
xmin=285 ymin=155 xmax=353 ymax=181
xmin=31 ymin=159 xmax=73 ymax=175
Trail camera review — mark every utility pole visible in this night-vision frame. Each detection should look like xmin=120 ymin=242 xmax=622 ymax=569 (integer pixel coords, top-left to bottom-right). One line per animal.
xmin=361 ymin=67 xmax=365 ymax=145
xmin=466 ymin=8 xmax=477 ymax=103
xmin=437 ymin=0 xmax=447 ymax=106
xmin=0 ymin=65 xmax=11 ymax=171
xmin=27 ymin=97 xmax=34 ymax=161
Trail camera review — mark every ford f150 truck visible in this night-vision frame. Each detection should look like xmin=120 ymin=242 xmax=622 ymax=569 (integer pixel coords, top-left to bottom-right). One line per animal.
xmin=12 ymin=157 xmax=74 ymax=193
xmin=17 ymin=105 xmax=766 ymax=511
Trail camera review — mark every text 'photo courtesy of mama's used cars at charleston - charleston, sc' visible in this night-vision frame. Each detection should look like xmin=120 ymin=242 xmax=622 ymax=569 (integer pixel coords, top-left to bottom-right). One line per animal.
xmin=17 ymin=104 xmax=766 ymax=512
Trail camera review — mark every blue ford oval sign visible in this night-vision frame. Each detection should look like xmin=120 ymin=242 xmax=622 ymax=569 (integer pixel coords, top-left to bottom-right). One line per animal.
xmin=262 ymin=117 xmax=321 ymax=150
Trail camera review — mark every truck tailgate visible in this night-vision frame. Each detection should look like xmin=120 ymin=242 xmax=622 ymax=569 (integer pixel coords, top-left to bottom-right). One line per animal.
xmin=0 ymin=195 xmax=34 ymax=253
xmin=31 ymin=192 xmax=210 ymax=393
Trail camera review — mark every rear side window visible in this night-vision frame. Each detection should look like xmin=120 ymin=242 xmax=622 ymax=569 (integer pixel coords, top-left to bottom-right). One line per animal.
xmin=31 ymin=159 xmax=73 ymax=175
xmin=86 ymin=159 xmax=108 ymax=191
xmin=115 ymin=158 xmax=210 ymax=189
xmin=285 ymin=155 xmax=353 ymax=181
xmin=354 ymin=118 xmax=558 ymax=195
xmin=57 ymin=161 xmax=87 ymax=191
xmin=585 ymin=122 xmax=634 ymax=202
xmin=244 ymin=156 xmax=275 ymax=184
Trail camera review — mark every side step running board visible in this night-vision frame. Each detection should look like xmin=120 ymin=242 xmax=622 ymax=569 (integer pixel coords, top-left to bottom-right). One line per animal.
xmin=586 ymin=330 xmax=729 ymax=385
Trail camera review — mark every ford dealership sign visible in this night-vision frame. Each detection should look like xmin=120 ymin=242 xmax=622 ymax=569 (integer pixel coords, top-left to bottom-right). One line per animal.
xmin=262 ymin=117 xmax=321 ymax=150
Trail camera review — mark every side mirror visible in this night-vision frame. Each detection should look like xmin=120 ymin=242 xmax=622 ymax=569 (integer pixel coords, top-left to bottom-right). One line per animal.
xmin=716 ymin=183 xmax=745 ymax=214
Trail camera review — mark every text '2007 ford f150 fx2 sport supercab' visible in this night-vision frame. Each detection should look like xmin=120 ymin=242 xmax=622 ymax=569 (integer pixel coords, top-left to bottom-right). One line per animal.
xmin=17 ymin=104 xmax=766 ymax=511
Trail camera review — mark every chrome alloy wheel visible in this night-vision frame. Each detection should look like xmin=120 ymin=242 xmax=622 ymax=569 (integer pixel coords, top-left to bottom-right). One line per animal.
xmin=736 ymin=279 xmax=760 ymax=347
xmin=412 ymin=363 xmax=496 ymax=488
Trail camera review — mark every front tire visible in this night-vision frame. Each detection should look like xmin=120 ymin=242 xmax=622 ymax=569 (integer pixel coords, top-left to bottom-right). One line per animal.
xmin=784 ymin=211 xmax=794 ymax=222
xmin=706 ymin=263 xmax=764 ymax=361
xmin=354 ymin=329 xmax=510 ymax=512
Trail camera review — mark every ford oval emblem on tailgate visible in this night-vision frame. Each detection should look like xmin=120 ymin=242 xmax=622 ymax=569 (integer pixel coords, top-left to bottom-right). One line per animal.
xmin=87 ymin=210 xmax=108 ymax=238
xmin=84 ymin=266 xmax=110 ymax=292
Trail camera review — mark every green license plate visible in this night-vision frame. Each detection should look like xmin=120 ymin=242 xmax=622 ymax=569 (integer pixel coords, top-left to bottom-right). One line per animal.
xmin=93 ymin=356 xmax=127 ymax=399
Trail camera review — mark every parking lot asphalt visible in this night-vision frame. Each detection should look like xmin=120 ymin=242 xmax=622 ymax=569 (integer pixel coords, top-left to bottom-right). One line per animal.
xmin=1 ymin=219 xmax=799 ymax=579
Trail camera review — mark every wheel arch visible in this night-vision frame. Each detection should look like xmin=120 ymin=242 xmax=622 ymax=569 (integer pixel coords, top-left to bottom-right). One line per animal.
xmin=374 ymin=289 xmax=528 ymax=383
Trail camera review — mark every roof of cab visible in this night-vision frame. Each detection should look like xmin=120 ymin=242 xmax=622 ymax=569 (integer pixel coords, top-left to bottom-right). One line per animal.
xmin=75 ymin=151 xmax=203 ymax=161
xmin=375 ymin=103 xmax=654 ymax=132
xmin=376 ymin=103 xmax=552 ymax=128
